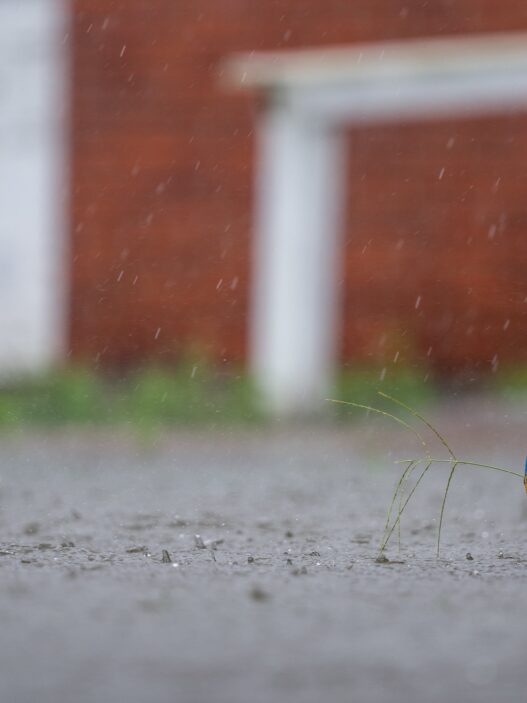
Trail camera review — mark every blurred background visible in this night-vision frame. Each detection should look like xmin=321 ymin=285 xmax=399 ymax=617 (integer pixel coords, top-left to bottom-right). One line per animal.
xmin=5 ymin=5 xmax=527 ymax=703
xmin=2 ymin=0 xmax=527 ymax=424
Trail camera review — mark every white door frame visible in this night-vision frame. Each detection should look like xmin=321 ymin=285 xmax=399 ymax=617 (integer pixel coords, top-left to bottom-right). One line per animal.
xmin=0 ymin=0 xmax=69 ymax=376
xmin=226 ymin=33 xmax=527 ymax=414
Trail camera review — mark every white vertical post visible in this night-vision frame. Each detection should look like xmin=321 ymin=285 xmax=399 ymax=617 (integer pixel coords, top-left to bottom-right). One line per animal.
xmin=0 ymin=0 xmax=68 ymax=375
xmin=251 ymin=97 xmax=344 ymax=415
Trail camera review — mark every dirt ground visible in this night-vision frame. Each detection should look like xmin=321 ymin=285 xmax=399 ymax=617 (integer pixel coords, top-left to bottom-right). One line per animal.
xmin=1 ymin=397 xmax=527 ymax=703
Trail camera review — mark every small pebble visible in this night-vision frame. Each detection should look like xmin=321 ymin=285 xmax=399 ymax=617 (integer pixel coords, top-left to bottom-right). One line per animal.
xmin=161 ymin=549 xmax=172 ymax=564
xmin=375 ymin=554 xmax=390 ymax=564
xmin=194 ymin=535 xmax=206 ymax=549
xmin=291 ymin=566 xmax=308 ymax=576
xmin=249 ymin=586 xmax=269 ymax=602
xmin=24 ymin=522 xmax=40 ymax=536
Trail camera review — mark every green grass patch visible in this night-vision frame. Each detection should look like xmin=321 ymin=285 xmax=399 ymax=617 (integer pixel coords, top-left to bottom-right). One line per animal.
xmin=332 ymin=365 xmax=436 ymax=420
xmin=0 ymin=364 xmax=263 ymax=429
xmin=0 ymin=363 xmax=438 ymax=429
xmin=0 ymin=363 xmax=444 ymax=429
xmin=489 ymin=364 xmax=527 ymax=400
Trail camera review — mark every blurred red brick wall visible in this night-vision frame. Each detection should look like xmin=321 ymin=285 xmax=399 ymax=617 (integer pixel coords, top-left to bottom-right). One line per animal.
xmin=71 ymin=0 xmax=527 ymax=372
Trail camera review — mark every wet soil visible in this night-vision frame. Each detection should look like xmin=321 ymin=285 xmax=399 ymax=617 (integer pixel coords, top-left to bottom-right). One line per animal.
xmin=1 ymin=397 xmax=527 ymax=703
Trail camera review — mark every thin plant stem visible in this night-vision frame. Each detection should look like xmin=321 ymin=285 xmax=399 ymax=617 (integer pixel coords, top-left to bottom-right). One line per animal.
xmin=378 ymin=392 xmax=457 ymax=461
xmin=390 ymin=460 xmax=417 ymax=553
xmin=327 ymin=398 xmax=430 ymax=457
xmin=383 ymin=460 xmax=416 ymax=547
xmin=393 ymin=459 xmax=524 ymax=478
xmin=327 ymin=396 xmax=435 ymax=554
xmin=378 ymin=393 xmax=464 ymax=557
xmin=397 ymin=459 xmax=420 ymax=553
xmin=398 ymin=486 xmax=402 ymax=553
xmin=332 ymin=395 xmax=523 ymax=556
xmin=428 ymin=459 xmax=522 ymax=478
xmin=380 ymin=460 xmax=433 ymax=554
xmin=436 ymin=461 xmax=459 ymax=557
xmin=393 ymin=458 xmax=522 ymax=477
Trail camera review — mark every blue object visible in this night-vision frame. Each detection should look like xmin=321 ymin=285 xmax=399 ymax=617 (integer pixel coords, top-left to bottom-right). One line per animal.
xmin=524 ymin=457 xmax=527 ymax=493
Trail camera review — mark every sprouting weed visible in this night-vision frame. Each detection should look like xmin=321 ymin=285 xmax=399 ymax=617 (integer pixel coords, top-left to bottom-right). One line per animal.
xmin=328 ymin=393 xmax=523 ymax=558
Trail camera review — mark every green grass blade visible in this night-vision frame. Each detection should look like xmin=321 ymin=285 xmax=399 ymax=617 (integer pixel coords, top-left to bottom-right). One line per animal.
xmin=395 ymin=458 xmax=521 ymax=479
xmin=380 ymin=460 xmax=433 ymax=554
xmin=378 ymin=391 xmax=457 ymax=460
xmin=327 ymin=398 xmax=430 ymax=455
xmin=432 ymin=459 xmax=522 ymax=478
xmin=436 ymin=461 xmax=459 ymax=557
xmin=383 ymin=460 xmax=417 ymax=550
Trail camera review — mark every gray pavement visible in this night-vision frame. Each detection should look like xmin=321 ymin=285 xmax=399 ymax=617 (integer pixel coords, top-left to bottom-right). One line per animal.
xmin=1 ymin=397 xmax=527 ymax=703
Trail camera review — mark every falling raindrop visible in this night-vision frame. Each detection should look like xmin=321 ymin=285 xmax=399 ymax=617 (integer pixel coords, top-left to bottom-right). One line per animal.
xmin=491 ymin=354 xmax=499 ymax=373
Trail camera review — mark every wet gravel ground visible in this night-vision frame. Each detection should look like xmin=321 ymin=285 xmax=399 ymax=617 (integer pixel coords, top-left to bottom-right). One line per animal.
xmin=1 ymin=397 xmax=527 ymax=703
